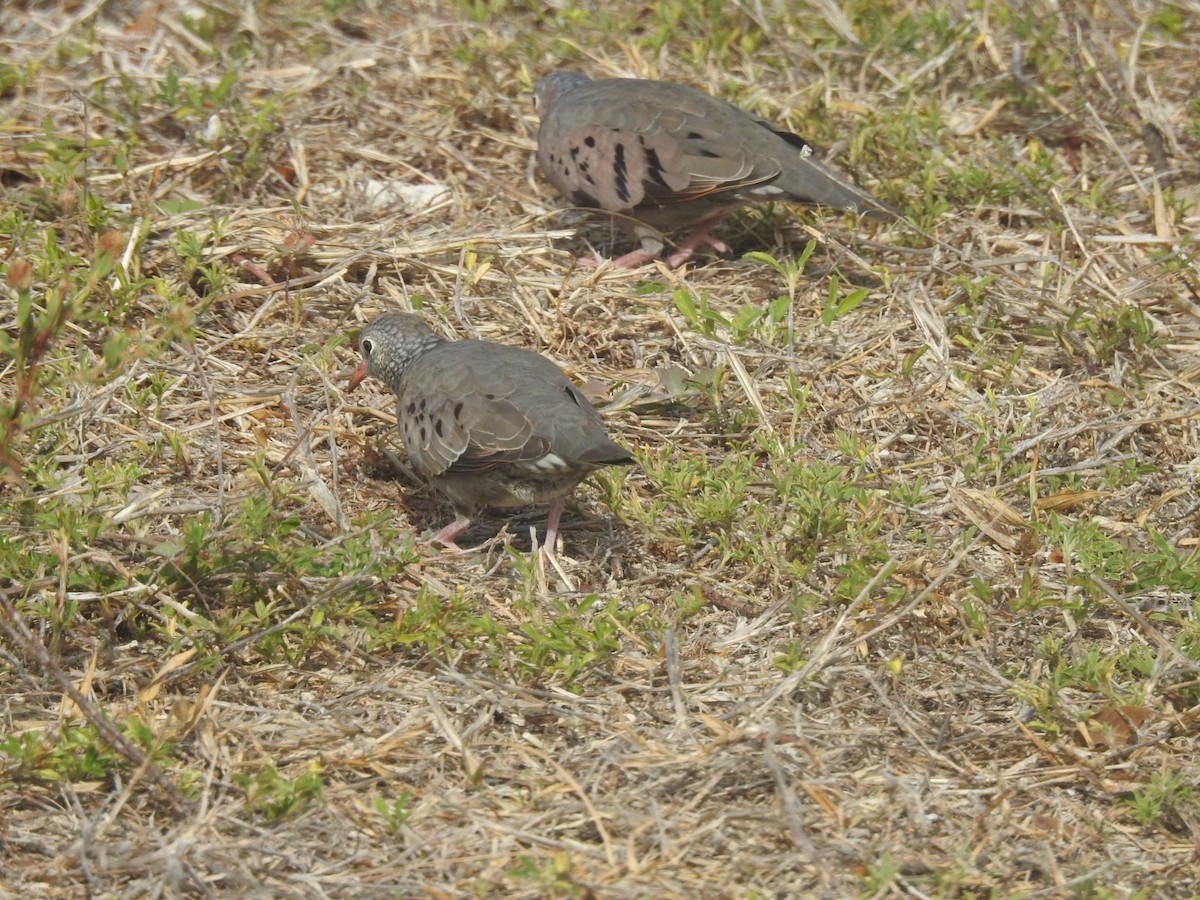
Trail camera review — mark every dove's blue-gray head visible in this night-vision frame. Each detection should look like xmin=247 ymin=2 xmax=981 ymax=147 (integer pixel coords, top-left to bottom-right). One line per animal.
xmin=348 ymin=313 xmax=446 ymax=392
xmin=534 ymin=70 xmax=593 ymax=115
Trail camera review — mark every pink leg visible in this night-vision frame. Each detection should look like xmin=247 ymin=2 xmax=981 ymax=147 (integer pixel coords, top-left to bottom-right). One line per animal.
xmin=606 ymin=247 xmax=658 ymax=269
xmin=577 ymin=247 xmax=656 ymax=270
xmin=664 ymin=216 xmax=730 ymax=268
xmin=426 ymin=514 xmax=472 ymax=551
xmin=574 ymin=215 xmax=730 ymax=270
xmin=541 ymin=498 xmax=565 ymax=555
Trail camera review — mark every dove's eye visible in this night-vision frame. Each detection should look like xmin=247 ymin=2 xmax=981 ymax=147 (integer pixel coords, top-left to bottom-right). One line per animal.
xmin=361 ymin=337 xmax=374 ymax=357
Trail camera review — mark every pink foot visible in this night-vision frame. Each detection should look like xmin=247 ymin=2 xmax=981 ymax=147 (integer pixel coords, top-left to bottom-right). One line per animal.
xmin=607 ymin=248 xmax=658 ymax=269
xmin=577 ymin=248 xmax=656 ymax=270
xmin=572 ymin=214 xmax=730 ymax=270
xmin=425 ymin=514 xmax=472 ymax=551
xmin=664 ymin=216 xmax=731 ymax=268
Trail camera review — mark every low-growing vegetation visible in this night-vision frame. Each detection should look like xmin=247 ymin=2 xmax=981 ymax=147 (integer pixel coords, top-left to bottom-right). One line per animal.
xmin=2 ymin=0 xmax=1198 ymax=895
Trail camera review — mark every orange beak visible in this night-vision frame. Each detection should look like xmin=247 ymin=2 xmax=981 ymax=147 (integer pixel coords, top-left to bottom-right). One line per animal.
xmin=348 ymin=359 xmax=369 ymax=390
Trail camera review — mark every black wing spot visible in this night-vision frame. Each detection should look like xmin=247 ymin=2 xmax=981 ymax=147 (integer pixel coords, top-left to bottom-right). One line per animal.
xmin=777 ymin=132 xmax=814 ymax=153
xmin=613 ymin=142 xmax=630 ymax=203
xmin=584 ymin=136 xmax=596 ymax=148
xmin=643 ymin=147 xmax=673 ymax=190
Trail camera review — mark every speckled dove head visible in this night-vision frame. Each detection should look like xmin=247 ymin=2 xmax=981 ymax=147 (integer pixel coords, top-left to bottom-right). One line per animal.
xmin=534 ymin=70 xmax=592 ymax=114
xmin=349 ymin=312 xmax=445 ymax=392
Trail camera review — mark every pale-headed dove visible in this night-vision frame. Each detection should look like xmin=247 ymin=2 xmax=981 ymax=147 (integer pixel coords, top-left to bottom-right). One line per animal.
xmin=349 ymin=312 xmax=633 ymax=551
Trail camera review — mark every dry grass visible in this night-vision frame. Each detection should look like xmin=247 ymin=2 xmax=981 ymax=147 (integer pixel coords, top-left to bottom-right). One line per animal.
xmin=2 ymin=0 xmax=1200 ymax=896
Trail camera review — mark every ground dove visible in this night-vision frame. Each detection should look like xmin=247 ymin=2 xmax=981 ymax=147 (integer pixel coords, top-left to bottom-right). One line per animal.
xmin=535 ymin=70 xmax=897 ymax=268
xmin=349 ymin=312 xmax=634 ymax=551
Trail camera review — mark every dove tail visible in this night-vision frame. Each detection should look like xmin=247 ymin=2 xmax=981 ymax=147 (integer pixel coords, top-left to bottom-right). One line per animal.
xmin=783 ymin=157 xmax=899 ymax=220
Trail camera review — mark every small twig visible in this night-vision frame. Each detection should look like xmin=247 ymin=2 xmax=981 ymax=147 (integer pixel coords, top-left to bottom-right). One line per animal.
xmin=188 ymin=342 xmax=226 ymax=518
xmin=663 ymin=628 xmax=688 ymax=733
xmin=754 ymin=534 xmax=978 ymax=712
xmin=762 ymin=730 xmax=821 ymax=859
xmin=1088 ymin=575 xmax=1200 ymax=672
xmin=0 ymin=587 xmax=187 ymax=812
